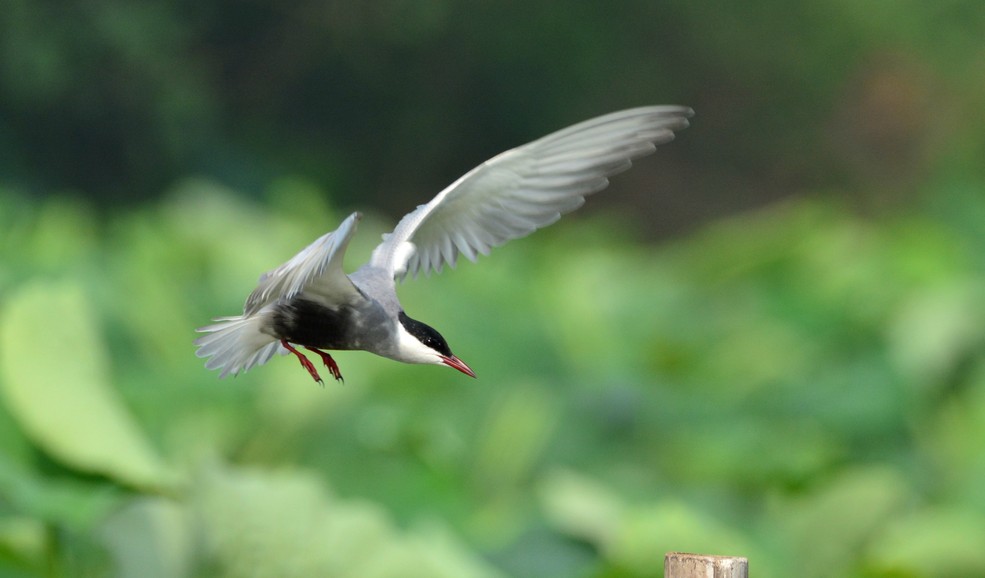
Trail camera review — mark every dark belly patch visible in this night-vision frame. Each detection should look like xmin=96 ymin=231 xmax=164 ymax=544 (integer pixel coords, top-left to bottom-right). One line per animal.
xmin=271 ymin=299 xmax=356 ymax=350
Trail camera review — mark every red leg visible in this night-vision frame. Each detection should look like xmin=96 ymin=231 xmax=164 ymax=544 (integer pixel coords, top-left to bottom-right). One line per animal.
xmin=304 ymin=347 xmax=344 ymax=383
xmin=281 ymin=340 xmax=323 ymax=385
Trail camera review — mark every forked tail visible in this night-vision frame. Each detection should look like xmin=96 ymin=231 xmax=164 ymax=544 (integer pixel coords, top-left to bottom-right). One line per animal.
xmin=194 ymin=315 xmax=283 ymax=378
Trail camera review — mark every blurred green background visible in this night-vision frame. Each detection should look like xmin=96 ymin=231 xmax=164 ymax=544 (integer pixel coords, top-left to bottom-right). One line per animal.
xmin=2 ymin=1 xmax=985 ymax=577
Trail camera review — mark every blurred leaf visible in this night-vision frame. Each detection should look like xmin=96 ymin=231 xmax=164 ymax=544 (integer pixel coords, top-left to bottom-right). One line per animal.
xmin=195 ymin=463 xmax=389 ymax=577
xmin=539 ymin=469 xmax=625 ymax=547
xmin=0 ymin=516 xmax=46 ymax=573
xmin=539 ymin=469 xmax=753 ymax=577
xmin=887 ymin=282 xmax=985 ymax=390
xmin=866 ymin=507 xmax=985 ymax=577
xmin=0 ymin=281 xmax=177 ymax=490
xmin=771 ymin=466 xmax=911 ymax=578
xmin=194 ymin=462 xmax=503 ymax=578
xmin=917 ymin=373 xmax=985 ymax=500
xmin=358 ymin=523 xmax=506 ymax=578
xmin=0 ymin=394 xmax=33 ymax=468
xmin=655 ymin=418 xmax=843 ymax=487
xmin=0 ymin=453 xmax=120 ymax=531
xmin=98 ymin=497 xmax=193 ymax=578
xmin=26 ymin=196 xmax=98 ymax=272
xmin=473 ymin=386 xmax=558 ymax=491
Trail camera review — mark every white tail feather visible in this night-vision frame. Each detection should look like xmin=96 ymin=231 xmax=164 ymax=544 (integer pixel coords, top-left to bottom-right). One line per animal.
xmin=194 ymin=315 xmax=283 ymax=378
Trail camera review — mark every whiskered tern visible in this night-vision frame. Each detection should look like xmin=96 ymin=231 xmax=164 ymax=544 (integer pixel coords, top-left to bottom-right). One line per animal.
xmin=195 ymin=106 xmax=693 ymax=383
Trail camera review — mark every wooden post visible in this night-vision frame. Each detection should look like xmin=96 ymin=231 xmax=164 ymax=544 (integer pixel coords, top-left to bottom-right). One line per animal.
xmin=665 ymin=552 xmax=748 ymax=578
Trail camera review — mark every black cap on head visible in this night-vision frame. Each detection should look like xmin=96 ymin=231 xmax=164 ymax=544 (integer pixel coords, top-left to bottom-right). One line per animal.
xmin=398 ymin=312 xmax=453 ymax=357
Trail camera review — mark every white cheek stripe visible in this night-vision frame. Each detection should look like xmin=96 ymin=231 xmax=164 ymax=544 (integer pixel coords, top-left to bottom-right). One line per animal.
xmin=393 ymin=322 xmax=443 ymax=365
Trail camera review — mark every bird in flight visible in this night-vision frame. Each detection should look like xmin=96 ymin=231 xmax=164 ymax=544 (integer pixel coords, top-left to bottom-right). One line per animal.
xmin=195 ymin=106 xmax=693 ymax=383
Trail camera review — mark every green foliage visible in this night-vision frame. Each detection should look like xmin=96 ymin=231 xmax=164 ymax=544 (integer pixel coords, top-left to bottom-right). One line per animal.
xmin=1 ymin=281 xmax=177 ymax=491
xmin=0 ymin=179 xmax=983 ymax=577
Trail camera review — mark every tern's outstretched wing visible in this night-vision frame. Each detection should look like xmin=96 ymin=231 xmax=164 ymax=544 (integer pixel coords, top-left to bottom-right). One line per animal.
xmin=370 ymin=106 xmax=693 ymax=279
xmin=244 ymin=211 xmax=364 ymax=315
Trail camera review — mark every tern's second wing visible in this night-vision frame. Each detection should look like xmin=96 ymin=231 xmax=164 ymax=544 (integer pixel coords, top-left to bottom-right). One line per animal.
xmin=244 ymin=212 xmax=364 ymax=315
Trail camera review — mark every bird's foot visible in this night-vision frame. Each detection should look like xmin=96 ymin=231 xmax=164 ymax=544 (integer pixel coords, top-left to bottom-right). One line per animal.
xmin=281 ymin=340 xmax=323 ymax=385
xmin=305 ymin=347 xmax=344 ymax=383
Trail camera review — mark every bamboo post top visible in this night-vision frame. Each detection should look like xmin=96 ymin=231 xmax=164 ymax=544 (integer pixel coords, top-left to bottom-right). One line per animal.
xmin=665 ymin=552 xmax=749 ymax=578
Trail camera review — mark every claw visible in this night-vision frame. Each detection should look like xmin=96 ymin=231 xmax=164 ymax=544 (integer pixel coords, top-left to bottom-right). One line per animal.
xmin=304 ymin=347 xmax=344 ymax=383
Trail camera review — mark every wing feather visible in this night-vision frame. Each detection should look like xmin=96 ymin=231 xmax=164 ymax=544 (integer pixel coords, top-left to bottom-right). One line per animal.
xmin=244 ymin=212 xmax=363 ymax=314
xmin=370 ymin=106 xmax=693 ymax=279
